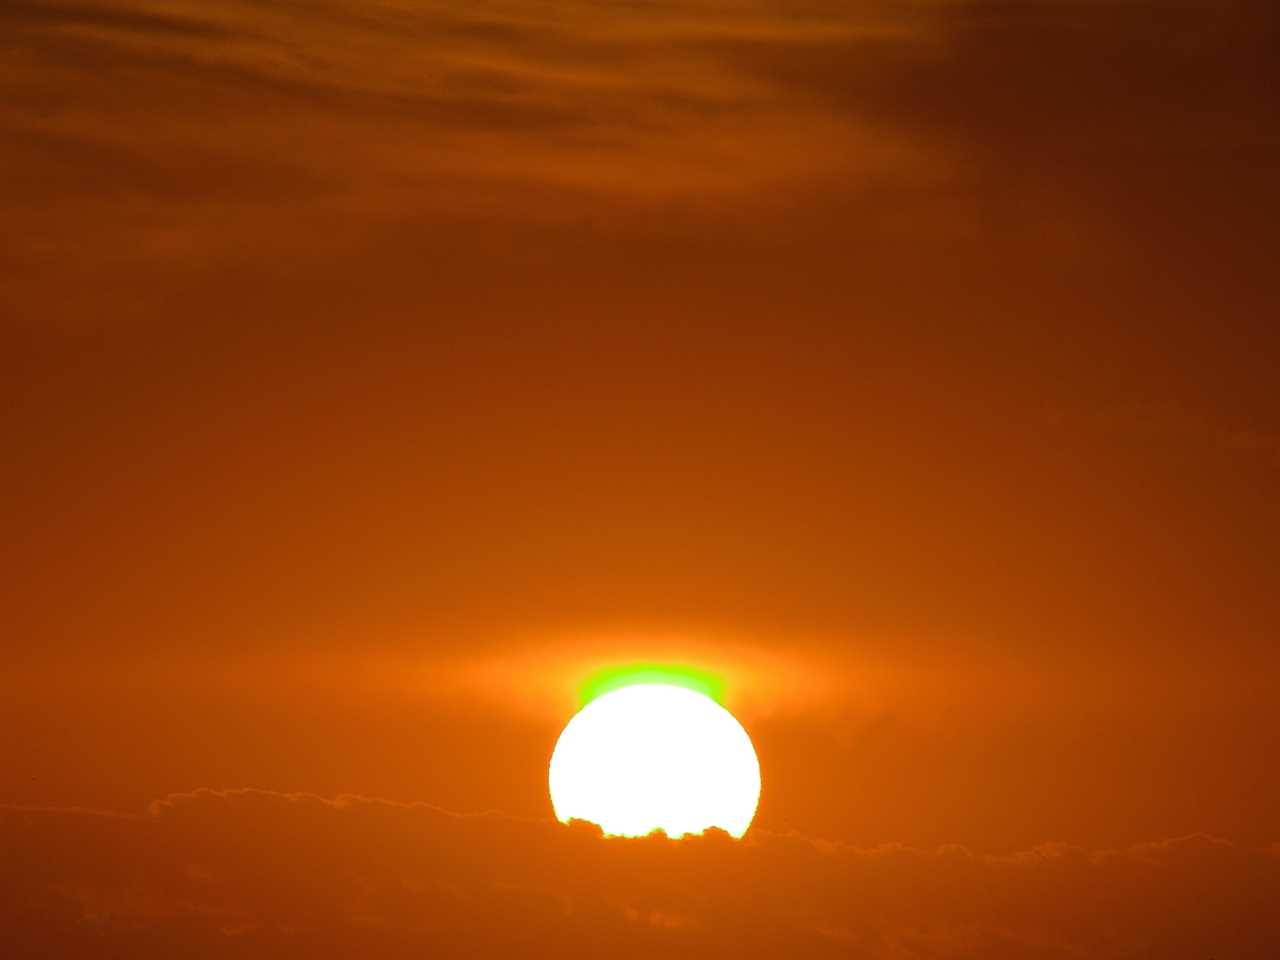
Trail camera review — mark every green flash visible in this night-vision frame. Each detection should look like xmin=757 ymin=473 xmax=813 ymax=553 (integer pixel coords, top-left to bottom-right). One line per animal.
xmin=579 ymin=664 xmax=725 ymax=706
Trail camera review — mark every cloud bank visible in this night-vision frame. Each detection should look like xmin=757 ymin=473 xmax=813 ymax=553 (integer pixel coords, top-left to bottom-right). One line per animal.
xmin=4 ymin=789 xmax=1277 ymax=958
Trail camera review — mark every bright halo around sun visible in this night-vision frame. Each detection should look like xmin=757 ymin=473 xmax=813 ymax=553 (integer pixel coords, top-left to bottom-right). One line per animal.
xmin=548 ymin=683 xmax=761 ymax=838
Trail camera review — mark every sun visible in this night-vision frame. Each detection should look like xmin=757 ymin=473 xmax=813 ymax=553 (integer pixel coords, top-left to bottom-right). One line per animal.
xmin=548 ymin=682 xmax=761 ymax=838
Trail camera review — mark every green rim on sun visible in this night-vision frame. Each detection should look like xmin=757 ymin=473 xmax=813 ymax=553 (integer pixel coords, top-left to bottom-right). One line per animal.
xmin=578 ymin=664 xmax=725 ymax=706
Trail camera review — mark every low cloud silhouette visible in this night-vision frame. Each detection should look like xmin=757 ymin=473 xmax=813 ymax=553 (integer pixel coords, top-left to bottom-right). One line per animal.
xmin=3 ymin=789 xmax=1277 ymax=958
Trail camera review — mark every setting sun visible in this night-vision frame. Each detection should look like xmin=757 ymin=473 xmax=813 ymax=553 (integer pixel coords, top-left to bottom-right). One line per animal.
xmin=548 ymin=683 xmax=761 ymax=838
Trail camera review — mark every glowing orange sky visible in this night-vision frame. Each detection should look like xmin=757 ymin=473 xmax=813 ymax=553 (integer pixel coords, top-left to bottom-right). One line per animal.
xmin=2 ymin=1 xmax=1278 ymax=956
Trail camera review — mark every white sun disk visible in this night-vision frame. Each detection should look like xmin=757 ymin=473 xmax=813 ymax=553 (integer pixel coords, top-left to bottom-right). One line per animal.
xmin=548 ymin=683 xmax=761 ymax=838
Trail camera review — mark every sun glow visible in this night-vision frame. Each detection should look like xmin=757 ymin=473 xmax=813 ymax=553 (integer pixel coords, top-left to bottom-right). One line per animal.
xmin=548 ymin=683 xmax=761 ymax=838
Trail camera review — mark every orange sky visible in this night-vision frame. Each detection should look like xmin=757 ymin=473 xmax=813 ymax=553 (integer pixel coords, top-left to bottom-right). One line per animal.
xmin=3 ymin=1 xmax=1279 ymax=955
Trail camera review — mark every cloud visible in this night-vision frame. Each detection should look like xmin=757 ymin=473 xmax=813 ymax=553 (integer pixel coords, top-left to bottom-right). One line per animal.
xmin=4 ymin=0 xmax=1273 ymax=296
xmin=1 ymin=0 xmax=917 ymax=207
xmin=3 ymin=789 xmax=1277 ymax=958
xmin=0 ymin=0 xmax=242 ymax=38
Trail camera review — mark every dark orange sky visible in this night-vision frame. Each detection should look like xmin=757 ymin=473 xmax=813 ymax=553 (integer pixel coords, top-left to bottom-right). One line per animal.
xmin=3 ymin=1 xmax=1279 ymax=955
